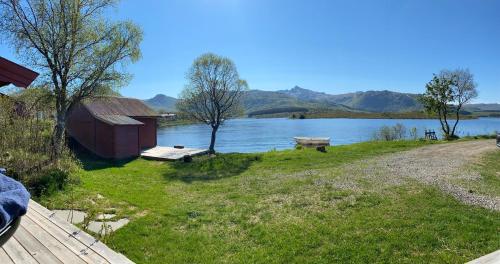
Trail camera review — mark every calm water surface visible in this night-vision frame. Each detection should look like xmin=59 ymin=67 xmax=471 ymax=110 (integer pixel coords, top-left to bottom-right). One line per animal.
xmin=157 ymin=118 xmax=500 ymax=153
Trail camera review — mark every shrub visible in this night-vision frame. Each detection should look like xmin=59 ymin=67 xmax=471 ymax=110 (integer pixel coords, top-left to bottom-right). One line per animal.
xmin=0 ymin=89 xmax=80 ymax=197
xmin=28 ymin=168 xmax=69 ymax=197
xmin=372 ymin=123 xmax=408 ymax=141
xmin=409 ymin=127 xmax=418 ymax=140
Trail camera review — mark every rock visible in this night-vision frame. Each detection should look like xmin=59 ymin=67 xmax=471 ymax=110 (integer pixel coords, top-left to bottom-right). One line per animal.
xmin=183 ymin=155 xmax=192 ymax=162
xmin=316 ymin=146 xmax=327 ymax=152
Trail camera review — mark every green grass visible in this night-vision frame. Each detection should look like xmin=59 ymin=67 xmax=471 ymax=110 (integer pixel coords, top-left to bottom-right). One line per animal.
xmin=41 ymin=140 xmax=500 ymax=263
xmin=454 ymin=150 xmax=500 ymax=197
xmin=478 ymin=151 xmax=500 ymax=195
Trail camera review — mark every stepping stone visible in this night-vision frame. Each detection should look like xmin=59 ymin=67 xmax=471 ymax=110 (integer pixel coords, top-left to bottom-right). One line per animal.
xmin=96 ymin=213 xmax=116 ymax=220
xmin=87 ymin=218 xmax=130 ymax=234
xmin=53 ymin=209 xmax=87 ymax=224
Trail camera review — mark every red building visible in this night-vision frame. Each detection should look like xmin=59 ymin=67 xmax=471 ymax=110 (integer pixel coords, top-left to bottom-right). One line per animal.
xmin=66 ymin=97 xmax=159 ymax=159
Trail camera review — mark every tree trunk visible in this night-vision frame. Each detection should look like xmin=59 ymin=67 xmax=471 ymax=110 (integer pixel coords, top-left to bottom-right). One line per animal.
xmin=451 ymin=108 xmax=461 ymax=138
xmin=437 ymin=108 xmax=448 ymax=137
xmin=208 ymin=125 xmax=218 ymax=154
xmin=52 ymin=110 xmax=66 ymax=160
xmin=443 ymin=111 xmax=450 ymax=136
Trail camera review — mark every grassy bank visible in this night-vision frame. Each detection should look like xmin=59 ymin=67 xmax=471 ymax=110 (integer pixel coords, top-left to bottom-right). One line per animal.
xmin=40 ymin=140 xmax=499 ymax=263
xmin=158 ymin=118 xmax=200 ymax=128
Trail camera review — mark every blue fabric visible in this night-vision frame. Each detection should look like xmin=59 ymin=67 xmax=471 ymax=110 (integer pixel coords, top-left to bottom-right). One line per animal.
xmin=0 ymin=173 xmax=30 ymax=230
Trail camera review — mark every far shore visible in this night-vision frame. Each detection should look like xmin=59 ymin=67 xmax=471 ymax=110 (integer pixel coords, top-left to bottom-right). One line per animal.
xmin=248 ymin=110 xmax=481 ymax=120
xmin=159 ymin=111 xmax=486 ymax=127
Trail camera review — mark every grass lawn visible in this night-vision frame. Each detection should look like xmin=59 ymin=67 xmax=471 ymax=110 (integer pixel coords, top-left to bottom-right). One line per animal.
xmin=41 ymin=140 xmax=500 ymax=263
xmin=460 ymin=150 xmax=500 ymax=197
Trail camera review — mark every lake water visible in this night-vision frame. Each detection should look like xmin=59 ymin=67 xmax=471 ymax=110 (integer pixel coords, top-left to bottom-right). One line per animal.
xmin=157 ymin=118 xmax=500 ymax=153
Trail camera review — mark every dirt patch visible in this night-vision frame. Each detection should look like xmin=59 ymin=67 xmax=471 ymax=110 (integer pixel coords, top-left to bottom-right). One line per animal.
xmin=339 ymin=140 xmax=500 ymax=211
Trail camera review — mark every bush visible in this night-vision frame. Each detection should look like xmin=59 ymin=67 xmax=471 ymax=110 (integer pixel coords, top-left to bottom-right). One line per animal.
xmin=409 ymin=127 xmax=418 ymax=140
xmin=0 ymin=89 xmax=80 ymax=197
xmin=28 ymin=168 xmax=70 ymax=197
xmin=372 ymin=123 xmax=408 ymax=141
xmin=444 ymin=134 xmax=460 ymax=141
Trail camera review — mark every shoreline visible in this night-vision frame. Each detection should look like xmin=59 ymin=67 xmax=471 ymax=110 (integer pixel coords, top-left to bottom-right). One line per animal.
xmin=248 ymin=111 xmax=479 ymax=120
xmin=159 ymin=114 xmax=484 ymax=128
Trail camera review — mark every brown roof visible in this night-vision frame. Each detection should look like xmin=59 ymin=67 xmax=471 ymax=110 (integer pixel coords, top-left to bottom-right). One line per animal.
xmin=94 ymin=114 xmax=145 ymax=126
xmin=83 ymin=97 xmax=159 ymax=118
xmin=0 ymin=57 xmax=39 ymax=88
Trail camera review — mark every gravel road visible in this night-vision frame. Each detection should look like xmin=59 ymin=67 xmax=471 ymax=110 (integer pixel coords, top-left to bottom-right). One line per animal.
xmin=339 ymin=140 xmax=500 ymax=211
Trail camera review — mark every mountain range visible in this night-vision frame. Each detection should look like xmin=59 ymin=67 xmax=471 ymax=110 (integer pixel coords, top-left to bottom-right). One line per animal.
xmin=143 ymin=86 xmax=500 ymax=115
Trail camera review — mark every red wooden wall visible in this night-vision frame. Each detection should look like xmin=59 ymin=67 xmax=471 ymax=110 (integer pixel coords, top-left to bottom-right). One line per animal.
xmin=114 ymin=125 xmax=140 ymax=159
xmin=134 ymin=117 xmax=157 ymax=149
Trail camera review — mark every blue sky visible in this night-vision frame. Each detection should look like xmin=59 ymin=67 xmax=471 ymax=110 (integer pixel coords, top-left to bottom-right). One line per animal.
xmin=1 ymin=0 xmax=499 ymax=102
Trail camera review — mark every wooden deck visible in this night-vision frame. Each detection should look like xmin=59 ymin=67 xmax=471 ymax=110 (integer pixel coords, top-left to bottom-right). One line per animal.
xmin=0 ymin=200 xmax=133 ymax=264
xmin=141 ymin=146 xmax=208 ymax=161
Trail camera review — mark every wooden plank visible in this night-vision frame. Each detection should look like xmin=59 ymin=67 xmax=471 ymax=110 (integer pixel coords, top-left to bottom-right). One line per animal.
xmin=26 ymin=207 xmax=109 ymax=264
xmin=28 ymin=200 xmax=133 ymax=264
xmin=13 ymin=225 xmax=63 ymax=264
xmin=20 ymin=215 xmax=88 ymax=264
xmin=467 ymin=250 xmax=500 ymax=264
xmin=0 ymin=248 xmax=14 ymax=264
xmin=2 ymin=237 xmax=38 ymax=264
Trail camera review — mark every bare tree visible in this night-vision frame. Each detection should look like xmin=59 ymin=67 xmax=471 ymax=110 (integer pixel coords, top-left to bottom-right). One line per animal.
xmin=0 ymin=0 xmax=142 ymax=159
xmin=420 ymin=68 xmax=477 ymax=139
xmin=177 ymin=53 xmax=248 ymax=154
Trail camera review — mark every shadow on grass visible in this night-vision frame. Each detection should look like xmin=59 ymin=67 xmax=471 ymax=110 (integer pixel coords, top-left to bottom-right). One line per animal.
xmin=73 ymin=148 xmax=135 ymax=171
xmin=80 ymin=156 xmax=135 ymax=171
xmin=163 ymin=153 xmax=262 ymax=183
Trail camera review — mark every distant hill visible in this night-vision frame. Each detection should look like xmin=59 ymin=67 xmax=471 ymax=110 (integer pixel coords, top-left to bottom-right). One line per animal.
xmin=279 ymin=86 xmax=422 ymax=113
xmin=277 ymin=86 xmax=333 ymax=101
xmin=143 ymin=89 xmax=351 ymax=115
xmin=242 ymin=90 xmax=299 ymax=113
xmin=463 ymin=103 xmax=500 ymax=112
xmin=143 ymin=87 xmax=495 ymax=116
xmin=327 ymin=90 xmax=422 ymax=113
xmin=242 ymin=89 xmax=352 ymax=115
xmin=143 ymin=94 xmax=177 ymax=112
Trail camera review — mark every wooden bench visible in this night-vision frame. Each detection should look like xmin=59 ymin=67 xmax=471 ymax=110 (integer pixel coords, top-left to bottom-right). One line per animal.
xmin=424 ymin=130 xmax=438 ymax=140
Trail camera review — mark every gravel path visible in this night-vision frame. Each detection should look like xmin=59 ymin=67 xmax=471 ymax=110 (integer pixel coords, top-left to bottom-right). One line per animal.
xmin=339 ymin=140 xmax=500 ymax=211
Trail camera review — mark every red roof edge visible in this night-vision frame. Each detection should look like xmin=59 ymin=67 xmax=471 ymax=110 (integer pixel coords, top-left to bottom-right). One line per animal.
xmin=0 ymin=57 xmax=39 ymax=88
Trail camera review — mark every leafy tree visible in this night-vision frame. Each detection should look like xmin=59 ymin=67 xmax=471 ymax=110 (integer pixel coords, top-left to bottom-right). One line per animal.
xmin=177 ymin=53 xmax=248 ymax=154
xmin=420 ymin=69 xmax=477 ymax=139
xmin=0 ymin=0 xmax=142 ymax=159
xmin=442 ymin=69 xmax=478 ymax=134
